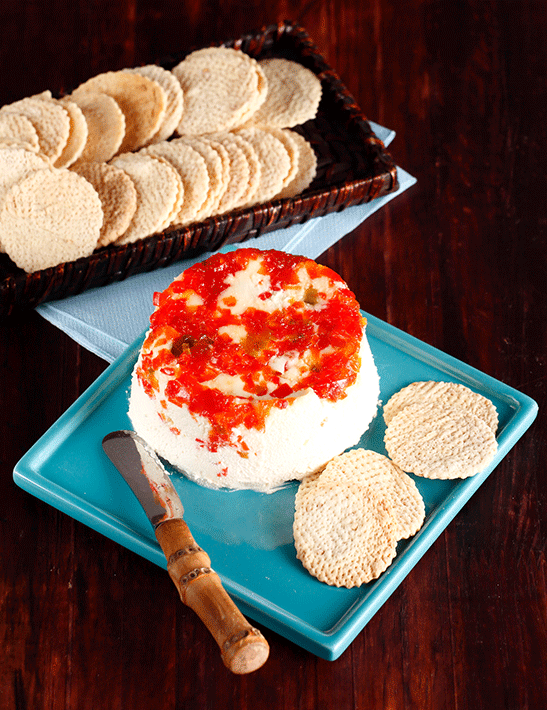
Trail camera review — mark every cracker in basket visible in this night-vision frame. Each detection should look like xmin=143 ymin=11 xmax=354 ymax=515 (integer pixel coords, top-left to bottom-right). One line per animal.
xmin=235 ymin=127 xmax=291 ymax=205
xmin=223 ymin=131 xmax=261 ymax=208
xmin=320 ymin=449 xmax=425 ymax=540
xmin=384 ymin=401 xmax=498 ymax=479
xmin=72 ymin=71 xmax=166 ymax=153
xmin=383 ymin=380 xmax=499 ymax=432
xmin=141 ymin=140 xmax=209 ymax=226
xmin=72 ymin=161 xmax=137 ymax=247
xmin=172 ymin=136 xmax=228 ymax=220
xmin=172 ymin=47 xmax=265 ymax=135
xmin=109 ymin=153 xmax=182 ymax=244
xmin=276 ymin=130 xmax=317 ymax=199
xmin=267 ymin=128 xmax=299 ymax=192
xmin=0 ymin=167 xmax=103 ymax=273
xmin=235 ymin=62 xmax=268 ymax=127
xmin=69 ymin=92 xmax=125 ymax=164
xmin=206 ymin=132 xmax=251 ymax=215
xmin=0 ymin=112 xmax=40 ymax=152
xmin=249 ymin=58 xmax=322 ymax=129
xmin=0 ymin=146 xmax=51 ymax=224
xmin=207 ymin=138 xmax=231 ymax=205
xmin=1 ymin=96 xmax=70 ymax=163
xmin=154 ymin=155 xmax=185 ymax=232
xmin=293 ymin=478 xmax=398 ymax=587
xmin=123 ymin=65 xmax=184 ymax=143
xmin=0 ymin=146 xmax=50 ymax=252
xmin=54 ymin=98 xmax=88 ymax=168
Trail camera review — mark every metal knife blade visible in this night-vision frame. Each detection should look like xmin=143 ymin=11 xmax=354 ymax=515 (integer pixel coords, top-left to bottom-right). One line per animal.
xmin=101 ymin=429 xmax=269 ymax=674
xmin=102 ymin=430 xmax=184 ymax=527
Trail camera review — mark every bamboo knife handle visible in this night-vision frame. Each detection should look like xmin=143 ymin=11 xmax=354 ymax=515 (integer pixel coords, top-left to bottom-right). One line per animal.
xmin=154 ymin=518 xmax=269 ymax=674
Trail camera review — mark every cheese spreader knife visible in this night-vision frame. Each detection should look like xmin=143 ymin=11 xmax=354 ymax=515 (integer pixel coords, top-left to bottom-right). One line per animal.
xmin=102 ymin=430 xmax=269 ymax=674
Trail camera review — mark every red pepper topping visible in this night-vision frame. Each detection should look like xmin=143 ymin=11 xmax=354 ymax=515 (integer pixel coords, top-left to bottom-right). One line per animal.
xmin=137 ymin=249 xmax=364 ymax=452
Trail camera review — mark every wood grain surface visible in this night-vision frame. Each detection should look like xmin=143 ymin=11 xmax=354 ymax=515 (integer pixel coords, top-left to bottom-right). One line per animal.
xmin=1 ymin=1 xmax=546 ymax=708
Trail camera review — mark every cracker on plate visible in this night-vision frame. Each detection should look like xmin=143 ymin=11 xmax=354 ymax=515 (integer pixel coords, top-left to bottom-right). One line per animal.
xmin=384 ymin=401 xmax=498 ymax=479
xmin=293 ymin=478 xmax=398 ymax=588
xmin=320 ymin=448 xmax=425 ymax=540
xmin=383 ymin=380 xmax=499 ymax=432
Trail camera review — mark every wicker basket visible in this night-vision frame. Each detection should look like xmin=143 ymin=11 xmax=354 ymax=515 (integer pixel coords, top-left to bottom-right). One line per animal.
xmin=0 ymin=20 xmax=398 ymax=317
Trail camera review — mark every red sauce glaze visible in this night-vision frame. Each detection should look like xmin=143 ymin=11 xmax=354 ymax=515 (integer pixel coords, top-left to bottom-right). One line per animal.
xmin=137 ymin=249 xmax=365 ymax=452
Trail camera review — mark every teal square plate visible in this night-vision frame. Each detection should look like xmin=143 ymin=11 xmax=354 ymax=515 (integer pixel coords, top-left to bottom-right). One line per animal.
xmin=13 ymin=313 xmax=538 ymax=660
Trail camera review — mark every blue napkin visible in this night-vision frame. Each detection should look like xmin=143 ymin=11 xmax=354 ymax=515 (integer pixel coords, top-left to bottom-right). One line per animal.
xmin=37 ymin=123 xmax=415 ymax=362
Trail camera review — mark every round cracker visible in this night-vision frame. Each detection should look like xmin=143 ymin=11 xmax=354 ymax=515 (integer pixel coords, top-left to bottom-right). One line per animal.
xmin=69 ymin=91 xmax=125 ymax=164
xmin=55 ymin=98 xmax=88 ymax=168
xmin=0 ymin=112 xmax=40 ymax=152
xmin=250 ymin=58 xmax=322 ymax=128
xmin=221 ymin=131 xmax=261 ymax=208
xmin=275 ymin=130 xmax=317 ymax=199
xmin=73 ymin=71 xmax=166 ymax=153
xmin=0 ymin=146 xmax=51 ymax=252
xmin=235 ymin=127 xmax=291 ymax=205
xmin=383 ymin=380 xmax=498 ymax=433
xmin=141 ymin=140 xmax=209 ymax=226
xmin=206 ymin=133 xmax=250 ymax=214
xmin=72 ymin=161 xmax=137 ymax=247
xmin=123 ymin=65 xmax=184 ymax=143
xmin=0 ymin=139 xmax=38 ymax=152
xmin=0 ymin=145 xmax=50 ymax=209
xmin=172 ymin=47 xmax=263 ymax=135
xmin=152 ymin=155 xmax=185 ymax=231
xmin=0 ymin=167 xmax=103 ymax=272
xmin=109 ymin=153 xmax=182 ymax=244
xmin=295 ymin=471 xmax=324 ymax=499
xmin=206 ymin=138 xmax=231 ymax=211
xmin=384 ymin=401 xmax=498 ymax=480
xmin=1 ymin=96 xmax=70 ymax=162
xmin=267 ymin=127 xmax=299 ymax=191
xmin=293 ymin=479 xmax=398 ymax=587
xmin=233 ymin=61 xmax=268 ymax=126
xmin=319 ymin=448 xmax=425 ymax=540
xmin=171 ymin=136 xmax=227 ymax=220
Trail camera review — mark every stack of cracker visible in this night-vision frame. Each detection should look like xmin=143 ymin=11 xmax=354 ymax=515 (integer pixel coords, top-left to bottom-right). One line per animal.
xmin=293 ymin=381 xmax=498 ymax=588
xmin=0 ymin=48 xmax=321 ymax=273
xmin=293 ymin=449 xmax=426 ymax=587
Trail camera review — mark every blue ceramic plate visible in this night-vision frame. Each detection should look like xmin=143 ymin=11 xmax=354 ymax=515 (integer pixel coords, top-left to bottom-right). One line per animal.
xmin=13 ymin=313 xmax=537 ymax=660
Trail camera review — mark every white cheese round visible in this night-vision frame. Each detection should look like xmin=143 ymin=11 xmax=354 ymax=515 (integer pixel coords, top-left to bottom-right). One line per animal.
xmin=128 ymin=248 xmax=380 ymax=492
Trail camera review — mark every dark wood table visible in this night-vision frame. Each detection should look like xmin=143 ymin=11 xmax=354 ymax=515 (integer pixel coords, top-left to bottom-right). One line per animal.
xmin=1 ymin=1 xmax=546 ymax=708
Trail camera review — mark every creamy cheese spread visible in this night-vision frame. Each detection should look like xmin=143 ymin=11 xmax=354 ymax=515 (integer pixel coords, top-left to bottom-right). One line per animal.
xmin=128 ymin=248 xmax=380 ymax=491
